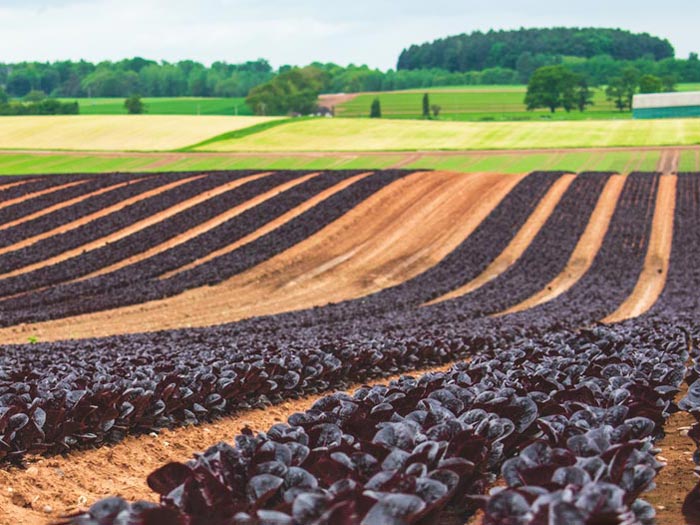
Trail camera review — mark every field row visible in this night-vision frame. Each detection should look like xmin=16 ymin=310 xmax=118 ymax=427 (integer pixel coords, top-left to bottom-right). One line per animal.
xmin=1 ymin=148 xmax=697 ymax=176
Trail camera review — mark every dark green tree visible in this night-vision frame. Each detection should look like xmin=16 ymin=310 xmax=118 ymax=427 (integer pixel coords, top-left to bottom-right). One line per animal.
xmin=23 ymin=89 xmax=46 ymax=102
xmin=124 ymin=94 xmax=145 ymax=114
xmin=525 ymin=65 xmax=579 ymax=113
xmin=574 ymin=78 xmax=595 ymax=112
xmin=606 ymin=67 xmax=639 ymax=111
xmin=370 ymin=98 xmax=382 ymax=118
xmin=661 ymin=75 xmax=677 ymax=92
xmin=422 ymin=93 xmax=430 ymax=118
xmin=431 ymin=104 xmax=442 ymax=118
xmin=0 ymin=87 xmax=8 ymax=104
xmin=639 ymin=74 xmax=662 ymax=93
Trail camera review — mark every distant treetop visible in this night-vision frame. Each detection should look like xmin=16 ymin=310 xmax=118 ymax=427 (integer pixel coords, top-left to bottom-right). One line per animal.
xmin=397 ymin=28 xmax=675 ymax=72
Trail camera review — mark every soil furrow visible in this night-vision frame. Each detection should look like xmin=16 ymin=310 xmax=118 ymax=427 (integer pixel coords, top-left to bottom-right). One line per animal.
xmin=498 ymin=173 xmax=627 ymax=315
xmin=603 ymin=174 xmax=677 ymax=323
xmin=425 ymin=173 xmax=576 ymax=305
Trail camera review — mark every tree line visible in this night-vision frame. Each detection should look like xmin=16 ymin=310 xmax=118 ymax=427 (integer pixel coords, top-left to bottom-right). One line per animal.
xmin=524 ymin=65 xmax=678 ymax=113
xmin=398 ymin=27 xmax=675 ymax=71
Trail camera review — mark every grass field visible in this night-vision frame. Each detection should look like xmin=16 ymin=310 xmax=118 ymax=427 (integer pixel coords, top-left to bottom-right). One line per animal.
xmin=335 ymin=83 xmax=700 ymax=121
xmin=61 ymin=97 xmax=253 ymax=116
xmin=0 ymin=115 xmax=279 ymax=151
xmin=198 ymin=118 xmax=700 ymax=152
xmin=0 ymin=148 xmax=680 ymax=176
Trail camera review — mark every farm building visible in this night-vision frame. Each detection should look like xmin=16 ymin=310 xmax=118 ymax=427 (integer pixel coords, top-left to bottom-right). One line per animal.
xmin=633 ymin=91 xmax=700 ymax=119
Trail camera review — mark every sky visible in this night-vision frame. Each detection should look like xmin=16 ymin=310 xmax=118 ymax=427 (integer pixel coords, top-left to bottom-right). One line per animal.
xmin=1 ymin=0 xmax=699 ymax=69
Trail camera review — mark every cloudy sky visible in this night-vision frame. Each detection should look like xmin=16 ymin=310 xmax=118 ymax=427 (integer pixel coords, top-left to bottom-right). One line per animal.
xmin=2 ymin=0 xmax=698 ymax=68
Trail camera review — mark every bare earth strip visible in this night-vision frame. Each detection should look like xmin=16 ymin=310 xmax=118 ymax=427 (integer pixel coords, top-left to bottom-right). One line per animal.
xmin=0 ymin=175 xmax=204 ymax=259
xmin=160 ymin=171 xmax=375 ymax=279
xmin=0 ymin=172 xmax=308 ymax=281
xmin=58 ymin=172 xmax=280 ymax=283
xmin=497 ymin=174 xmax=628 ymax=315
xmin=603 ymin=174 xmax=677 ymax=323
xmin=0 ymin=179 xmax=38 ymax=193
xmin=0 ymin=178 xmax=145 ymax=232
xmin=0 ymin=362 xmax=455 ymax=525
xmin=425 ymin=173 xmax=576 ymax=306
xmin=0 ymin=179 xmax=86 ymax=213
xmin=0 ymin=172 xmax=522 ymax=343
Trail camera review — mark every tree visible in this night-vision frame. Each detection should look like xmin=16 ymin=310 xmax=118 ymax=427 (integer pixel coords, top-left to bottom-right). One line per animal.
xmin=422 ymin=93 xmax=430 ymax=118
xmin=124 ymin=95 xmax=145 ymax=114
xmin=431 ymin=104 xmax=442 ymax=118
xmin=370 ymin=98 xmax=381 ymax=118
xmin=524 ymin=65 xmax=580 ymax=113
xmin=574 ymin=78 xmax=594 ymax=112
xmin=606 ymin=78 xmax=628 ymax=111
xmin=0 ymin=87 xmax=8 ymax=104
xmin=606 ymin=67 xmax=639 ymax=111
xmin=661 ymin=75 xmax=677 ymax=92
xmin=246 ymin=66 xmax=324 ymax=115
xmin=639 ymin=74 xmax=662 ymax=94
xmin=23 ymin=90 xmax=46 ymax=102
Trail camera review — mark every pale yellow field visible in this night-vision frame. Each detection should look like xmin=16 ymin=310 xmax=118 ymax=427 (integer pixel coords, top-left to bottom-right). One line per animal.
xmin=0 ymin=115 xmax=279 ymax=151
xmin=198 ymin=118 xmax=700 ymax=152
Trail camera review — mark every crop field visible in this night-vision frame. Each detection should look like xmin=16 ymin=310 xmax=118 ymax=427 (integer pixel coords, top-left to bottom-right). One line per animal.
xmin=0 ymin=166 xmax=699 ymax=525
xmin=334 ymin=83 xmax=700 ymax=121
xmin=0 ymin=115 xmax=279 ymax=151
xmin=61 ymin=97 xmax=252 ymax=116
xmin=200 ymin=117 xmax=700 ymax=152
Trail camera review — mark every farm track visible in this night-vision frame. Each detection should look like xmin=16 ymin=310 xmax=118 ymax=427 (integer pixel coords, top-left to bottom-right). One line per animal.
xmin=603 ymin=174 xmax=677 ymax=323
xmin=0 ymin=171 xmax=519 ymax=343
xmin=498 ymin=173 xmax=627 ymax=315
xmin=0 ymin=361 xmax=456 ymax=525
xmin=425 ymin=173 xmax=575 ymax=305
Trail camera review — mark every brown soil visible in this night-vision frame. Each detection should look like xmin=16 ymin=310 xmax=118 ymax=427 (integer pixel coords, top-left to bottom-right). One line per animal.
xmin=0 ymin=180 xmax=86 ymax=212
xmin=0 ymin=175 xmax=204 ymax=261
xmin=425 ymin=173 xmax=576 ymax=306
xmin=317 ymin=93 xmax=360 ymax=109
xmin=0 ymin=171 xmax=521 ymax=343
xmin=0 ymin=179 xmax=143 ymax=233
xmin=0 ymin=362 xmax=455 ymax=525
xmin=644 ymin=380 xmax=698 ymax=525
xmin=159 ymin=171 xmax=374 ymax=279
xmin=498 ymin=174 xmax=627 ymax=315
xmin=603 ymin=174 xmax=677 ymax=323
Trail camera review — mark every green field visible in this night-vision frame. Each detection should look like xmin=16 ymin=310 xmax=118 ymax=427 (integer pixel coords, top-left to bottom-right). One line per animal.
xmin=59 ymin=97 xmax=252 ymax=116
xmin=335 ymin=83 xmax=700 ymax=122
xmin=197 ymin=118 xmax=700 ymax=152
xmin=0 ymin=148 xmax=676 ymax=177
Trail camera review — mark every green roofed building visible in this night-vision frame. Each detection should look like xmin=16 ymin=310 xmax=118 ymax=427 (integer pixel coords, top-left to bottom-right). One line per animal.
xmin=633 ymin=92 xmax=700 ymax=119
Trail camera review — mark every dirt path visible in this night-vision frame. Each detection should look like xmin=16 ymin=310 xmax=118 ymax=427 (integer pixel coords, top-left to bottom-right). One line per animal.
xmin=0 ymin=172 xmax=521 ymax=343
xmin=603 ymin=174 xmax=677 ymax=323
xmin=0 ymin=175 xmax=203 ymax=260
xmin=425 ymin=173 xmax=576 ymax=306
xmin=0 ymin=179 xmax=144 ymax=232
xmin=497 ymin=174 xmax=627 ymax=316
xmin=159 ymin=171 xmax=374 ymax=279
xmin=317 ymin=93 xmax=360 ymax=110
xmin=657 ymin=149 xmax=680 ymax=173
xmin=646 ymin=400 xmax=697 ymax=524
xmin=0 ymin=362 xmax=455 ymax=525
xmin=0 ymin=180 xmax=86 ymax=212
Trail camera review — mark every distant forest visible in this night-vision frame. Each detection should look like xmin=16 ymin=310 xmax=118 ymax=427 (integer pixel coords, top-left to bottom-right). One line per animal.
xmin=1 ymin=28 xmax=699 ymax=103
xmin=398 ymin=28 xmax=675 ymax=71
